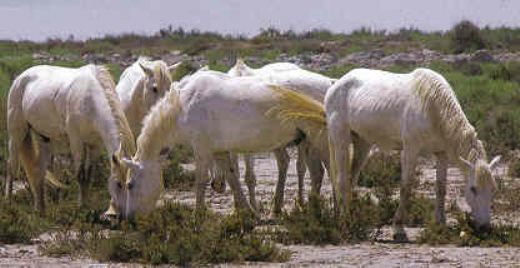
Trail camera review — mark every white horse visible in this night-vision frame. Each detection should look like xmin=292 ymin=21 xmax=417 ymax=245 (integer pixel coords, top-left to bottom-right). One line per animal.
xmin=269 ymin=68 xmax=501 ymax=240
xmin=7 ymin=64 xmax=135 ymax=214
xmin=116 ymin=57 xmax=181 ymax=137
xmin=114 ymin=72 xmax=325 ymax=219
xmin=219 ymin=59 xmax=334 ymax=212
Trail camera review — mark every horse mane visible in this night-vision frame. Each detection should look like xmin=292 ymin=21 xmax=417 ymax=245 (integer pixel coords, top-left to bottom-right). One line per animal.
xmin=151 ymin=60 xmax=173 ymax=91
xmin=136 ymin=89 xmax=182 ymax=160
xmin=136 ymin=57 xmax=173 ymax=91
xmin=413 ymin=68 xmax=485 ymax=160
xmin=94 ymin=65 xmax=136 ymax=156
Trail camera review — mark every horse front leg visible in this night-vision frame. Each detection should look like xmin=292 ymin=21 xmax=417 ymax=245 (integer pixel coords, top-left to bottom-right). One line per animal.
xmin=392 ymin=145 xmax=419 ymax=241
xmin=78 ymin=147 xmax=92 ymax=207
xmin=435 ymin=152 xmax=448 ymax=224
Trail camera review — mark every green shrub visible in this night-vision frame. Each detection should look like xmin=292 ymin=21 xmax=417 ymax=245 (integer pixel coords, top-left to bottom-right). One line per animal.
xmin=43 ymin=203 xmax=289 ymax=265
xmin=162 ymin=145 xmax=195 ymax=190
xmin=419 ymin=210 xmax=520 ymax=247
xmin=279 ymin=195 xmax=380 ymax=245
xmin=450 ymin=20 xmax=487 ymax=53
xmin=0 ymin=200 xmax=44 ymax=243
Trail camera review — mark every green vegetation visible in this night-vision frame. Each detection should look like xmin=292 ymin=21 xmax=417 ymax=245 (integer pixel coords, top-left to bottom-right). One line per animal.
xmin=41 ymin=203 xmax=289 ymax=265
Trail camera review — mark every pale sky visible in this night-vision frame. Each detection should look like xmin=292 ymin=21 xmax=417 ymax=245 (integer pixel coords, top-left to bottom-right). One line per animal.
xmin=0 ymin=0 xmax=518 ymax=41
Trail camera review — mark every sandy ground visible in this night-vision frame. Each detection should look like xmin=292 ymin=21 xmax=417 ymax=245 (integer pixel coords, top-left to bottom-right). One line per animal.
xmin=1 ymin=150 xmax=520 ymax=267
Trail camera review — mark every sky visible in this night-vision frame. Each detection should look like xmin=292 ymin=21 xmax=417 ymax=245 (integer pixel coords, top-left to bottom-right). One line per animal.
xmin=0 ymin=0 xmax=518 ymax=41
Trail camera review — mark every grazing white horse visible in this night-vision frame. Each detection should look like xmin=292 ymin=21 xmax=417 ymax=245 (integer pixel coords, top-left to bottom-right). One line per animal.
xmin=114 ymin=72 xmax=325 ymax=219
xmin=116 ymin=57 xmax=181 ymax=136
xmin=7 ymin=64 xmax=135 ymax=213
xmin=269 ymin=68 xmax=500 ymax=240
xmin=220 ymin=59 xmax=334 ymax=213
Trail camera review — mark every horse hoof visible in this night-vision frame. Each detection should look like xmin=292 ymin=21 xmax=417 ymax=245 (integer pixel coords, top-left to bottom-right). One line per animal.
xmin=393 ymin=232 xmax=409 ymax=242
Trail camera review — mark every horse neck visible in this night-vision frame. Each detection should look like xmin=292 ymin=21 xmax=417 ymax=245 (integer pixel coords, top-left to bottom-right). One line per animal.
xmin=456 ymin=130 xmax=486 ymax=163
xmin=136 ymin=91 xmax=182 ymax=161
xmin=126 ymin=79 xmax=147 ymax=135
xmin=93 ymin=105 xmax=122 ymax=157
xmin=94 ymin=85 xmax=136 ymax=158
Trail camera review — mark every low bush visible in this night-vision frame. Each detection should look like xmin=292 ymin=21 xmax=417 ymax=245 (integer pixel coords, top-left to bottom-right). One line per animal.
xmin=450 ymin=20 xmax=487 ymax=53
xmin=42 ymin=203 xmax=289 ymax=265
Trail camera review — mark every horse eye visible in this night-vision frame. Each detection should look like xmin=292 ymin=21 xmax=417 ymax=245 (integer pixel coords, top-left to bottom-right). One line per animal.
xmin=116 ymin=181 xmax=122 ymax=189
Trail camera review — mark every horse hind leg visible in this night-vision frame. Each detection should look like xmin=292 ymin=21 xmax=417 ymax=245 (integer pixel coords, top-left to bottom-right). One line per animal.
xmin=328 ymin=115 xmax=353 ymax=216
xmin=19 ymin=133 xmax=50 ymax=213
xmin=351 ymin=133 xmax=372 ymax=185
xmin=271 ymin=147 xmax=290 ymax=217
xmin=218 ymin=153 xmax=253 ymax=214
xmin=243 ymin=154 xmax=258 ymax=210
xmin=296 ymin=143 xmax=308 ymax=206
xmin=305 ymin=142 xmax=325 ymax=205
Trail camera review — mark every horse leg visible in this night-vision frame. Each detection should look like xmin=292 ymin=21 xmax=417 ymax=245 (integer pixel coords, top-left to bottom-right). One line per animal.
xmin=69 ymin=137 xmax=85 ymax=207
xmin=194 ymin=153 xmax=211 ymax=218
xmin=435 ymin=152 xmax=448 ymax=224
xmin=243 ymin=154 xmax=257 ymax=210
xmin=217 ymin=152 xmax=254 ymax=217
xmin=271 ymin=147 xmax=290 ymax=217
xmin=305 ymin=144 xmax=325 ymax=204
xmin=351 ymin=134 xmax=372 ymax=185
xmin=78 ymin=147 xmax=92 ymax=206
xmin=5 ymin=161 xmax=13 ymax=200
xmin=328 ymin=115 xmax=352 ymax=215
xmin=392 ymin=145 xmax=419 ymax=241
xmin=296 ymin=142 xmax=308 ymax=206
xmin=28 ymin=135 xmax=51 ymax=213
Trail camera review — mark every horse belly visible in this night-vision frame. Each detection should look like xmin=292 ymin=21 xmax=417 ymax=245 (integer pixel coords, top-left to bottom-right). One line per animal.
xmin=187 ymin=109 xmax=295 ymax=153
xmin=347 ymin=109 xmax=403 ymax=151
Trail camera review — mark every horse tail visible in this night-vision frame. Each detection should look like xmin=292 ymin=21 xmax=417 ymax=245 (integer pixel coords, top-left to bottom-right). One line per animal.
xmin=7 ymin=73 xmax=66 ymax=195
xmin=267 ymin=85 xmax=327 ymax=137
xmin=7 ymin=74 xmax=31 ymax=184
xmin=328 ymin=134 xmax=339 ymax=208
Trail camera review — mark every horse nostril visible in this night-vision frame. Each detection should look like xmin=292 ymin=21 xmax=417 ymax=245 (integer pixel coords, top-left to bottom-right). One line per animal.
xmin=127 ymin=181 xmax=134 ymax=190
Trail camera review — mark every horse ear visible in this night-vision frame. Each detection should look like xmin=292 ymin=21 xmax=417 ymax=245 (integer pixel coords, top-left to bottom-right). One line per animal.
xmin=459 ymin=157 xmax=474 ymax=170
xmin=489 ymin=155 xmax=501 ymax=170
xmin=168 ymin=62 xmax=182 ymax=75
xmin=139 ymin=62 xmax=154 ymax=77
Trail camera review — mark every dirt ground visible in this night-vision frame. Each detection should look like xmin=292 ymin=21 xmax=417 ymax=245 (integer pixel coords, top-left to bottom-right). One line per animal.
xmin=1 ymin=150 xmax=520 ymax=267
